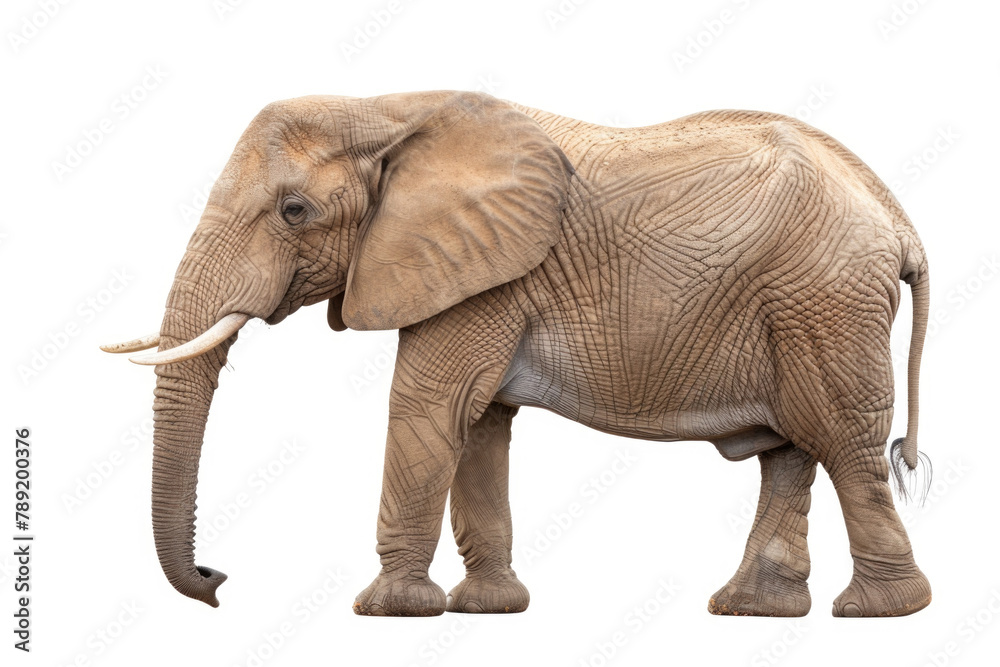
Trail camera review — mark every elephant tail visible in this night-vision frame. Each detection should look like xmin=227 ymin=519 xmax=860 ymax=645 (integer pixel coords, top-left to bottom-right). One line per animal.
xmin=889 ymin=240 xmax=932 ymax=504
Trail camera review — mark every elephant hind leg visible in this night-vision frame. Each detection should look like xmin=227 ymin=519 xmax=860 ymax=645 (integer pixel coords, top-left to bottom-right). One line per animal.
xmin=768 ymin=270 xmax=930 ymax=616
xmin=709 ymin=443 xmax=816 ymax=617
xmin=778 ymin=396 xmax=931 ymax=616
xmin=822 ymin=410 xmax=931 ymax=617
xmin=447 ymin=402 xmax=529 ymax=614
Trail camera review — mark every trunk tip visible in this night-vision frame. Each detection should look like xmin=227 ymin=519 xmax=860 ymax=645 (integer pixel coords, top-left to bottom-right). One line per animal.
xmin=180 ymin=566 xmax=228 ymax=607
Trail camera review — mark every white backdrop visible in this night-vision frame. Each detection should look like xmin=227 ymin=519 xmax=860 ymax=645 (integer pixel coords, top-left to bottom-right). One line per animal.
xmin=3 ymin=1 xmax=998 ymax=665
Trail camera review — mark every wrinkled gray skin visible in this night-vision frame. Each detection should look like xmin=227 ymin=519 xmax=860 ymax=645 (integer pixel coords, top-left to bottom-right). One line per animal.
xmin=134 ymin=91 xmax=930 ymax=617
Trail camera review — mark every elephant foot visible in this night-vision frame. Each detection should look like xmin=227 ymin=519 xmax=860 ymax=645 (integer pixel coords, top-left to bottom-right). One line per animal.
xmin=708 ymin=555 xmax=810 ymax=617
xmin=446 ymin=570 xmax=529 ymax=613
xmin=832 ymin=558 xmax=930 ymax=617
xmin=353 ymin=571 xmax=446 ymax=617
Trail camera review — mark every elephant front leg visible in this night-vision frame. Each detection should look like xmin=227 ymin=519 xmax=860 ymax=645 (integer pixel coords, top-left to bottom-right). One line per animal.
xmin=709 ymin=443 xmax=816 ymax=617
xmin=447 ymin=402 xmax=529 ymax=613
xmin=352 ymin=396 xmax=460 ymax=617
xmin=353 ymin=302 xmax=525 ymax=617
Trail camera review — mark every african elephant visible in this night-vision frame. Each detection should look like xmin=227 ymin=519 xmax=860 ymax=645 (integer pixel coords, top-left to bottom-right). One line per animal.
xmin=103 ymin=90 xmax=931 ymax=618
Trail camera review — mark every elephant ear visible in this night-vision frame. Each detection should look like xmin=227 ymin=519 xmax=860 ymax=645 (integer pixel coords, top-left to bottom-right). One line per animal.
xmin=340 ymin=91 xmax=573 ymax=331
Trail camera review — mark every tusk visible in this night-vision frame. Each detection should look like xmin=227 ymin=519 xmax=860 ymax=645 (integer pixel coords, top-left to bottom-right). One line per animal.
xmin=129 ymin=313 xmax=251 ymax=366
xmin=100 ymin=334 xmax=161 ymax=354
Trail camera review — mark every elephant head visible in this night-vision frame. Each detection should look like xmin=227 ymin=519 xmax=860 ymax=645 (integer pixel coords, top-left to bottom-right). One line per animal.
xmin=102 ymin=91 xmax=573 ymax=606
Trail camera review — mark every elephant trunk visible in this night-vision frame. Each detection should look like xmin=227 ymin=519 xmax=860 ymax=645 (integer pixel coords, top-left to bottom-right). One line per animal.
xmin=150 ymin=258 xmax=238 ymax=607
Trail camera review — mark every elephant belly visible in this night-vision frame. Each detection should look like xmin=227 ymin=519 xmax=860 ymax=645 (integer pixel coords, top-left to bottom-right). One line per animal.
xmin=495 ymin=331 xmax=777 ymax=444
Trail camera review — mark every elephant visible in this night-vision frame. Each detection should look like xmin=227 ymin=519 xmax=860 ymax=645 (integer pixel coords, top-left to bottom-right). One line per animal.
xmin=103 ymin=90 xmax=932 ymax=618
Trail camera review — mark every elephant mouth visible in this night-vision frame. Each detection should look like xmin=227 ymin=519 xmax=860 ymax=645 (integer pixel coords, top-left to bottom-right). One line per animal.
xmin=264 ymin=290 xmax=326 ymax=326
xmin=264 ymin=305 xmax=289 ymax=326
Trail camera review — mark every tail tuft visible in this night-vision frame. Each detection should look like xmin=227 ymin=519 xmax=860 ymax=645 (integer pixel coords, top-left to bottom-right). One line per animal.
xmin=889 ymin=437 xmax=932 ymax=505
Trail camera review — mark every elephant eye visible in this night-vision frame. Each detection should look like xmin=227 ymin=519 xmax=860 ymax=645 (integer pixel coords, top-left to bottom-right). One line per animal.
xmin=281 ymin=201 xmax=308 ymax=225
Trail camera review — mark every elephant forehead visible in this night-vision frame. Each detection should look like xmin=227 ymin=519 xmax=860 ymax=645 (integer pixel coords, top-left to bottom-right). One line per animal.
xmin=238 ymin=99 xmax=348 ymax=165
xmin=215 ymin=140 xmax=333 ymax=198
